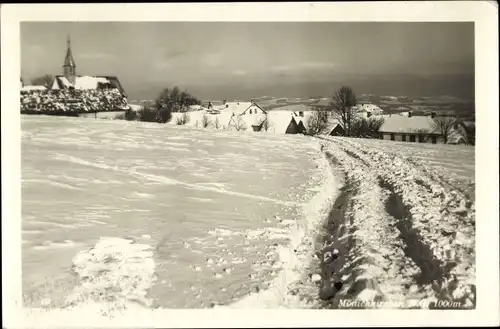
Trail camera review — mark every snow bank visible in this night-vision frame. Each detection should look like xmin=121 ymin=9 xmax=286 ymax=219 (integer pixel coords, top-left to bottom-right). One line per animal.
xmin=64 ymin=237 xmax=157 ymax=314
xmin=227 ymin=141 xmax=340 ymax=308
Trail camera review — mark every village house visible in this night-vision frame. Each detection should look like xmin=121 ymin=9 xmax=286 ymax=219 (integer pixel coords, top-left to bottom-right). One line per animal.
xmin=225 ymin=101 xmax=268 ymax=131
xmin=325 ymin=120 xmax=346 ymax=136
xmin=267 ymin=111 xmax=308 ymax=134
xmin=378 ymin=112 xmax=468 ymax=144
xmin=352 ymin=103 xmax=384 ymax=118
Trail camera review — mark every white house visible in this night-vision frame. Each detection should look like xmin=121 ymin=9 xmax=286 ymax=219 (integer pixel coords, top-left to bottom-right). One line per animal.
xmin=352 ymin=103 xmax=384 ymax=118
xmin=221 ymin=101 xmax=267 ymax=116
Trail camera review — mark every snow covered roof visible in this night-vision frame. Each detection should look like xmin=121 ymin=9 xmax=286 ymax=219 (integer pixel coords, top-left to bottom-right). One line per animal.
xmin=51 ymin=75 xmax=126 ymax=94
xmin=222 ymin=102 xmax=252 ymax=115
xmin=267 ymin=111 xmax=296 ymax=133
xmin=74 ymin=76 xmax=110 ymax=89
xmin=21 ymin=85 xmax=47 ymax=91
xmin=353 ymin=103 xmax=384 ymax=113
xmin=379 ymin=115 xmax=439 ymax=134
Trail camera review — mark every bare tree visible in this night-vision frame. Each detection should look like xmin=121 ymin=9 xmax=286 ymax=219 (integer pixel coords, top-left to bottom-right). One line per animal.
xmin=231 ymin=115 xmax=246 ymax=131
xmin=306 ymin=109 xmax=329 ymax=135
xmin=31 ymin=74 xmax=54 ymax=88
xmin=432 ymin=116 xmax=457 ymax=144
xmin=331 ymin=86 xmax=358 ymax=136
xmin=201 ymin=113 xmax=210 ymax=128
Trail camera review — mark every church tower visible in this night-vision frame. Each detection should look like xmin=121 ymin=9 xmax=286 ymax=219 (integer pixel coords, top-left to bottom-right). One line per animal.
xmin=63 ymin=35 xmax=76 ymax=85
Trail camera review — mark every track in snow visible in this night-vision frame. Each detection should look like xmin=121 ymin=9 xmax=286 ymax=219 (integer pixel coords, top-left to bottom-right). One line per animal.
xmin=308 ymin=136 xmax=475 ymax=309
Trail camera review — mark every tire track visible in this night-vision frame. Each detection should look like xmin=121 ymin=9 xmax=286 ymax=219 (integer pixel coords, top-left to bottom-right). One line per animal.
xmin=312 ymin=142 xmax=425 ymax=308
xmin=320 ymin=136 xmax=475 ymax=308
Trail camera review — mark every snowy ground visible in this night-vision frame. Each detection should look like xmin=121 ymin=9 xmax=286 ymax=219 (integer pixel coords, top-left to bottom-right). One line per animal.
xmin=21 ymin=115 xmax=330 ymax=312
xmin=21 ymin=115 xmax=475 ymax=314
xmin=300 ymin=136 xmax=475 ymax=309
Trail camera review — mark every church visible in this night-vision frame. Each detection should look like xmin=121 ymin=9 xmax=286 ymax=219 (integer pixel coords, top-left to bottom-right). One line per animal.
xmin=50 ymin=36 xmax=127 ymax=97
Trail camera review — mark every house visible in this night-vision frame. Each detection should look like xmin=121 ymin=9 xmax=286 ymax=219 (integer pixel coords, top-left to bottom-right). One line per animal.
xmin=379 ymin=114 xmax=443 ymax=143
xmin=267 ymin=111 xmax=307 ymax=134
xmin=327 ymin=123 xmax=345 ymax=136
xmin=221 ymin=101 xmax=267 ymax=116
xmin=352 ymin=103 xmax=384 ymax=118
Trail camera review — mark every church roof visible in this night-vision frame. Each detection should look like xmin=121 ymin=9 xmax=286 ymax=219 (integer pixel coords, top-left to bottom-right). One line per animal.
xmin=63 ymin=37 xmax=76 ymax=68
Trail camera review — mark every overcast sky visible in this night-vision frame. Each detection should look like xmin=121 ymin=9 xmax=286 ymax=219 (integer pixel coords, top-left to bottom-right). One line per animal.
xmin=21 ymin=22 xmax=474 ymax=100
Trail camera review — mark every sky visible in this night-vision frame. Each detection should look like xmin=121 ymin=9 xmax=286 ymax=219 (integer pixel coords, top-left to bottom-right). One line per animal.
xmin=21 ymin=22 xmax=475 ymax=101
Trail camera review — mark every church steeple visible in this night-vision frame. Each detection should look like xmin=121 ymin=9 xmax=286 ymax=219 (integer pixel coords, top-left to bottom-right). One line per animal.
xmin=63 ymin=35 xmax=76 ymax=85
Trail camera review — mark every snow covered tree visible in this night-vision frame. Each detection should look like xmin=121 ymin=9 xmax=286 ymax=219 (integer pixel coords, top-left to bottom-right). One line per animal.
xmin=155 ymin=86 xmax=200 ymax=114
xmin=432 ymin=116 xmax=457 ymax=144
xmin=306 ymin=109 xmax=329 ymax=135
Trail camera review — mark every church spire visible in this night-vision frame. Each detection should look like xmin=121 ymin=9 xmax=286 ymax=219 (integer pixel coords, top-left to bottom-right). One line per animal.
xmin=63 ymin=35 xmax=76 ymax=85
xmin=63 ymin=35 xmax=76 ymax=68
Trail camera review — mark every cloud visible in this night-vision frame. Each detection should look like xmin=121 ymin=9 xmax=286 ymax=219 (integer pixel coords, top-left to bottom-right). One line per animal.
xmin=271 ymin=65 xmax=291 ymax=72
xmin=299 ymin=62 xmax=336 ymax=69
xmin=232 ymin=70 xmax=247 ymax=76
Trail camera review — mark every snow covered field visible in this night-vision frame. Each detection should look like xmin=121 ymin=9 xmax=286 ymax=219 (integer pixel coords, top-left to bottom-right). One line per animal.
xmin=21 ymin=115 xmax=330 ymax=311
xmin=21 ymin=115 xmax=475 ymax=313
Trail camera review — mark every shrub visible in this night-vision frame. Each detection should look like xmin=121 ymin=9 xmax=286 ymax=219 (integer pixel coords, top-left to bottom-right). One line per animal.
xmin=262 ymin=114 xmax=271 ymax=132
xmin=201 ymin=113 xmax=210 ymax=128
xmin=138 ymin=106 xmax=158 ymax=122
xmin=124 ymin=109 xmax=138 ymax=121
xmin=176 ymin=112 xmax=190 ymax=125
xmin=157 ymin=106 xmax=172 ymax=123
xmin=231 ymin=115 xmax=246 ymax=131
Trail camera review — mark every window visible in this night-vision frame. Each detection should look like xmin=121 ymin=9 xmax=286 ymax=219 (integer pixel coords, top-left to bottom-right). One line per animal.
xmin=390 ymin=134 xmax=395 ymax=141
xmin=418 ymin=135 xmax=425 ymax=143
xmin=402 ymin=134 xmax=406 ymax=142
xmin=431 ymin=136 xmax=437 ymax=144
xmin=410 ymin=135 xmax=416 ymax=142
xmin=249 ymin=109 xmax=252 ymax=114
xmin=299 ymin=111 xmax=304 ymax=117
